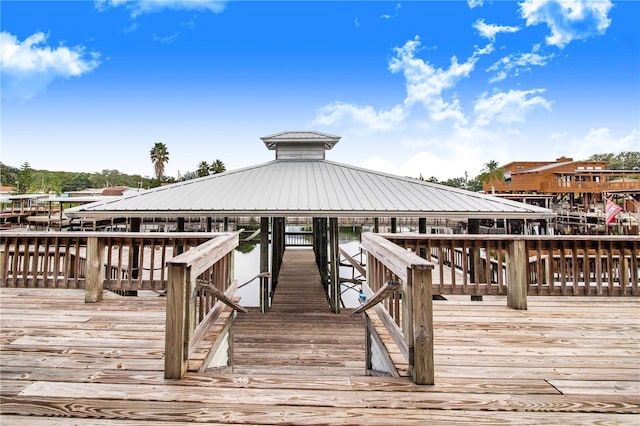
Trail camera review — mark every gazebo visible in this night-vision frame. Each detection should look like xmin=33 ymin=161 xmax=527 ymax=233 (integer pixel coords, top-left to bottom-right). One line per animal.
xmin=66 ymin=131 xmax=555 ymax=310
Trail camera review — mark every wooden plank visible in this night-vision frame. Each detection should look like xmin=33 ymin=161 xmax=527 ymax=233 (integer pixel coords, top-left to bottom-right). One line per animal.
xmin=2 ymin=281 xmax=640 ymax=425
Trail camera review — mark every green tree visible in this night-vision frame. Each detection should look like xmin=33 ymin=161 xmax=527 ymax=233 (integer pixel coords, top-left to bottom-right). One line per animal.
xmin=587 ymin=152 xmax=640 ymax=170
xmin=614 ymin=151 xmax=640 ymax=170
xmin=150 ymin=142 xmax=169 ymax=182
xmin=440 ymin=177 xmax=466 ymax=188
xmin=210 ymin=159 xmax=226 ymax=174
xmin=466 ymin=178 xmax=483 ymax=192
xmin=16 ymin=162 xmax=33 ymax=194
xmin=479 ymin=160 xmax=504 ymax=194
xmin=196 ymin=161 xmax=210 ymax=177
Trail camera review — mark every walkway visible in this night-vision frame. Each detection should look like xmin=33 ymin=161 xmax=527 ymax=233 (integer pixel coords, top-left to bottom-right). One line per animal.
xmin=231 ymin=248 xmax=366 ymax=376
xmin=1 ymin=288 xmax=639 ymax=423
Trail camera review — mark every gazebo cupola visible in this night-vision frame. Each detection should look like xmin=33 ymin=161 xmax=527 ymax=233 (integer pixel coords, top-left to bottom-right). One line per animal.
xmin=261 ymin=131 xmax=341 ymax=160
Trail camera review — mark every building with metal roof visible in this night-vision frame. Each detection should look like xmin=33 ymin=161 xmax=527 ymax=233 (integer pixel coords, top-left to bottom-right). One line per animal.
xmin=66 ymin=131 xmax=554 ymax=221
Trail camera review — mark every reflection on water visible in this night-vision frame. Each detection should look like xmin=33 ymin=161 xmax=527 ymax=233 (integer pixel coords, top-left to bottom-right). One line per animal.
xmin=234 ymin=229 xmax=363 ymax=308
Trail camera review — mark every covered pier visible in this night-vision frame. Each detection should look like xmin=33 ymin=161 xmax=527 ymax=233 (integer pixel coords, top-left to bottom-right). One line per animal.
xmin=65 ymin=131 xmax=556 ymax=313
xmin=3 ymin=132 xmax=638 ymax=423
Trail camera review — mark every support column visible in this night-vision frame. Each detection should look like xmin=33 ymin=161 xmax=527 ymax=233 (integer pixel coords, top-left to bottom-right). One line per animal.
xmin=128 ymin=217 xmax=141 ymax=296
xmin=176 ymin=218 xmax=185 ymax=256
xmin=271 ymin=217 xmax=285 ymax=290
xmin=224 ymin=217 xmax=229 ymax=232
xmin=315 ymin=218 xmax=329 ymax=292
xmin=85 ymin=237 xmax=106 ymax=303
xmin=260 ymin=217 xmax=270 ymax=313
xmin=373 ymin=218 xmax=379 ymax=233
xmin=390 ymin=217 xmax=397 ymax=233
xmin=329 ymin=217 xmax=340 ymax=313
xmin=411 ymin=267 xmax=434 ymax=385
xmin=206 ymin=217 xmax=212 ymax=232
xmin=418 ymin=218 xmax=427 ymax=259
xmin=507 ymin=239 xmax=528 ymax=310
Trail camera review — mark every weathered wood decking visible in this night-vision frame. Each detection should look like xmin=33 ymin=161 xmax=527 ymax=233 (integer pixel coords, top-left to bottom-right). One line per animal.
xmin=1 ymin=248 xmax=639 ymax=424
xmin=231 ymin=249 xmax=365 ymax=376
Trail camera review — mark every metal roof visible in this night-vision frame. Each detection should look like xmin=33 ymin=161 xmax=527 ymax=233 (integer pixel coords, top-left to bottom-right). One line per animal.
xmin=515 ymin=161 xmax=576 ymax=174
xmin=66 ymin=159 xmax=555 ymax=220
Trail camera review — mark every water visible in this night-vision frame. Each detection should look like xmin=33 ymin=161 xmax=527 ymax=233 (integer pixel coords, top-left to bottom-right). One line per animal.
xmin=233 ymin=229 xmax=363 ymax=308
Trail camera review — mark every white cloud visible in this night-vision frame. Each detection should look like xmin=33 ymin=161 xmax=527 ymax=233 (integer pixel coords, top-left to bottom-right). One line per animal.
xmin=467 ymin=0 xmax=484 ymax=9
xmin=389 ymin=37 xmax=492 ymax=124
xmin=314 ymin=37 xmax=491 ymax=132
xmin=313 ymin=102 xmax=406 ymax=132
xmin=473 ymin=19 xmax=520 ymax=41
xmin=0 ymin=31 xmax=100 ymax=101
xmin=487 ymin=51 xmax=554 ymax=82
xmin=95 ymin=0 xmax=227 ymax=18
xmin=359 ymin=133 xmax=489 ymax=181
xmin=381 ymin=3 xmax=402 ymax=20
xmin=152 ymin=32 xmax=180 ymax=44
xmin=520 ymin=0 xmax=613 ymax=48
xmin=563 ymin=128 xmax=640 ymax=160
xmin=473 ymin=89 xmax=552 ymax=127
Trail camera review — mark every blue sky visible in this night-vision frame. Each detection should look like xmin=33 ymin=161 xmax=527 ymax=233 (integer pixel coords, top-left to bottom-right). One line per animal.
xmin=1 ymin=0 xmax=639 ymax=181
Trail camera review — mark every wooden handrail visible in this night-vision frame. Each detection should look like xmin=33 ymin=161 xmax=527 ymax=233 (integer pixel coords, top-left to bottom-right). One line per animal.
xmin=340 ymin=247 xmax=366 ymax=277
xmin=164 ymin=233 xmax=239 ymax=379
xmin=195 ymin=282 xmax=247 ymax=313
xmin=352 ymin=280 xmax=399 ymax=314
xmin=361 ymin=232 xmax=435 ymax=385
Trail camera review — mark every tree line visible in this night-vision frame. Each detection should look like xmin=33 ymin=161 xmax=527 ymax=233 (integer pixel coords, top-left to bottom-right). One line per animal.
xmin=2 ymin=141 xmax=228 ymax=195
xmin=2 ymin=145 xmax=637 ymax=195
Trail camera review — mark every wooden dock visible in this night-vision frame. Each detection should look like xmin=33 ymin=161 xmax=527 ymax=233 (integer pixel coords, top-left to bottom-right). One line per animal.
xmin=1 ymin=249 xmax=639 ymax=424
xmin=231 ymin=249 xmax=365 ymax=376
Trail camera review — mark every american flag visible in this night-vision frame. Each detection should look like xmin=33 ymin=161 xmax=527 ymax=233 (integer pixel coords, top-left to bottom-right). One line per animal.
xmin=605 ymin=197 xmax=623 ymax=225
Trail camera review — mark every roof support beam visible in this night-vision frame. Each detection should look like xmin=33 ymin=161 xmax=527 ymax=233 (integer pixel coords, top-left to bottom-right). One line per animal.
xmin=329 ymin=217 xmax=340 ymax=313
xmin=260 ymin=217 xmax=270 ymax=313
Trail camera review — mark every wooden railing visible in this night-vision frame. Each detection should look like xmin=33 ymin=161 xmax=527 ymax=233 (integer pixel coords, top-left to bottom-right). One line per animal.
xmin=360 ymin=232 xmax=434 ymax=385
xmin=164 ymin=232 xmax=241 ymax=379
xmin=381 ymin=234 xmax=640 ymax=307
xmin=0 ymin=232 xmax=216 ymax=294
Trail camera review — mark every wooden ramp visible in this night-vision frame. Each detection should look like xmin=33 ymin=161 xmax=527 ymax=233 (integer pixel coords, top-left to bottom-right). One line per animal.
xmin=229 ymin=248 xmax=366 ymax=376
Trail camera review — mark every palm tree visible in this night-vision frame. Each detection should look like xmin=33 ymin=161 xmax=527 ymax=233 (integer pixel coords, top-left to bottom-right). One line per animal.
xmin=479 ymin=160 xmax=504 ymax=194
xmin=210 ymin=159 xmax=226 ymax=174
xmin=150 ymin=142 xmax=169 ymax=182
xmin=196 ymin=161 xmax=210 ymax=177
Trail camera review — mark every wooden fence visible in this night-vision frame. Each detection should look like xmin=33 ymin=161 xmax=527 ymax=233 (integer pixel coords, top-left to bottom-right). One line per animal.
xmin=0 ymin=232 xmax=217 ymax=293
xmin=380 ymin=234 xmax=640 ymax=308
xmin=359 ymin=233 xmax=434 ymax=385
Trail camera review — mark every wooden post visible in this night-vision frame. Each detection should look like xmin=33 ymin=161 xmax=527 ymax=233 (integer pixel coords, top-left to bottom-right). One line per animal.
xmin=507 ymin=239 xmax=528 ymax=310
xmin=164 ymin=263 xmax=190 ymax=379
xmin=418 ymin=218 xmax=427 ymax=259
xmin=85 ymin=237 xmax=106 ymax=303
xmin=390 ymin=218 xmax=397 ymax=233
xmin=271 ymin=217 xmax=284 ymax=289
xmin=621 ymin=253 xmax=630 ymax=290
xmin=329 ymin=217 xmax=340 ymax=313
xmin=206 ymin=217 xmax=212 ymax=232
xmin=125 ymin=218 xmax=141 ymax=296
xmin=411 ymin=267 xmax=434 ymax=385
xmin=224 ymin=217 xmax=229 ymax=232
xmin=260 ymin=217 xmax=270 ymax=313
xmin=373 ymin=218 xmax=379 ymax=233
xmin=316 ymin=218 xmax=329 ymax=292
